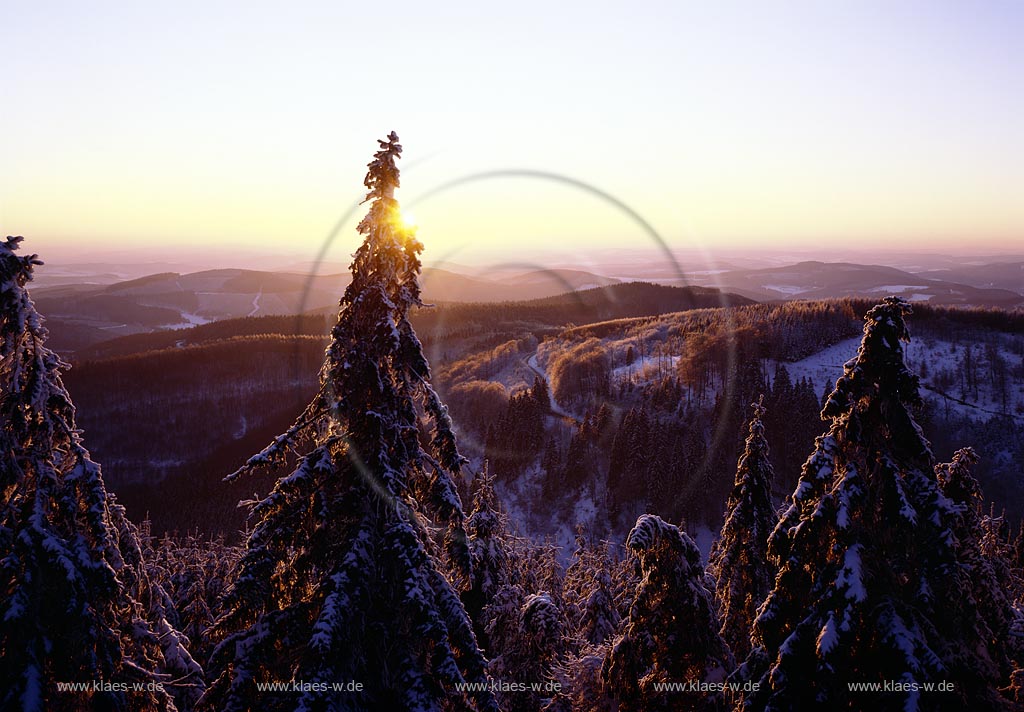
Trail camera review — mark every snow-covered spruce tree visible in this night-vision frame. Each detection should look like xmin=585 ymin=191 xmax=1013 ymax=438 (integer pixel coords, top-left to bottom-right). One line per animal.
xmin=108 ymin=498 xmax=205 ymax=710
xmin=602 ymin=514 xmax=733 ymax=712
xmin=936 ymin=448 xmax=1021 ymax=677
xmin=489 ymin=592 xmax=566 ymax=712
xmin=746 ymin=298 xmax=1013 ymax=711
xmin=565 ymin=527 xmax=620 ymax=648
xmin=708 ymin=395 xmax=776 ymax=661
xmin=144 ymin=531 xmax=241 ymax=667
xmin=0 ymin=235 xmax=197 ymax=711
xmin=578 ymin=568 xmax=620 ymax=648
xmin=462 ymin=463 xmax=517 ymax=654
xmin=204 ymin=134 xmax=497 ymax=712
xmin=544 ymin=652 xmax=609 ymax=712
xmin=977 ymin=507 xmax=1023 ymax=604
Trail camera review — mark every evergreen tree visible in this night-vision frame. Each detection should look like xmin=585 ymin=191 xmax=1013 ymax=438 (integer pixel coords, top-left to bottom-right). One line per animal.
xmin=108 ymin=499 xmax=205 ymax=709
xmin=531 ymin=375 xmax=551 ymax=413
xmin=540 ymin=438 xmax=562 ymax=481
xmin=462 ymin=464 xmax=516 ymax=653
xmin=0 ymin=235 xmax=196 ymax=711
xmin=578 ymin=568 xmax=621 ymax=648
xmin=205 ymin=135 xmax=496 ymax=712
xmin=594 ymin=403 xmax=613 ymax=435
xmin=519 ymin=540 xmax=567 ymax=611
xmin=766 ymin=368 xmax=820 ymax=495
xmin=486 ymin=390 xmax=545 ymax=480
xmin=785 ymin=376 xmax=824 ymax=494
xmin=490 ymin=592 xmax=566 ymax=712
xmin=936 ymin=448 xmax=1021 ymax=678
xmin=603 ymin=514 xmax=733 ymax=711
xmin=564 ymin=527 xmax=621 ymax=648
xmin=563 ymin=419 xmax=600 ymax=491
xmin=607 ymin=407 xmax=649 ymax=513
xmin=696 ymin=359 xmax=766 ymax=521
xmin=144 ymin=530 xmax=241 ymax=669
xmin=545 ymin=648 xmax=615 ymax=712
xmin=768 ymin=363 xmax=792 ymax=407
xmin=709 ymin=395 xmax=776 ymax=661
xmin=1013 ymin=522 xmax=1024 ymax=573
xmin=746 ymin=298 xmax=1013 ymax=711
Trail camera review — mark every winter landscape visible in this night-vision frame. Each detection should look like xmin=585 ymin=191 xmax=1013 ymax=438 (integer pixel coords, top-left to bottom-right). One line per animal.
xmin=3 ymin=3 xmax=1024 ymax=712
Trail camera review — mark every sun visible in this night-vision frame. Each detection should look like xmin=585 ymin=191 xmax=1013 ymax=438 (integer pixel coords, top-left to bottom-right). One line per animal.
xmin=400 ymin=210 xmax=417 ymax=229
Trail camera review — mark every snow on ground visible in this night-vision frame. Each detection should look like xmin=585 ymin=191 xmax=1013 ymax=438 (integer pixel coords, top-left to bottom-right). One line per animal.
xmin=771 ymin=337 xmax=860 ymax=398
xmin=248 ymin=289 xmax=263 ymax=317
xmin=610 ymin=354 xmax=680 ymax=385
xmin=865 ymin=284 xmax=923 ymax=293
xmin=774 ymin=333 xmax=1024 ymax=421
xmin=689 ymin=525 xmax=718 ymax=565
xmin=762 ymin=284 xmax=815 ymax=295
xmin=167 ymin=311 xmax=214 ymax=330
xmin=861 ymin=285 xmax=934 ymax=301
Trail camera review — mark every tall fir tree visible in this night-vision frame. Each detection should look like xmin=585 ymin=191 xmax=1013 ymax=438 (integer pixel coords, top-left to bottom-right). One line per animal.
xmin=0 ymin=235 xmax=198 ymax=711
xmin=709 ymin=395 xmax=776 ymax=661
xmin=603 ymin=514 xmax=733 ymax=712
xmin=462 ymin=463 xmax=516 ymax=654
xmin=745 ymin=298 xmax=1014 ymax=711
xmin=205 ymin=134 xmax=497 ymax=712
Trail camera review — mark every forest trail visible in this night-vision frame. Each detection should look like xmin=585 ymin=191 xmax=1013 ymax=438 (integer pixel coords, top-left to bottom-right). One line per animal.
xmin=525 ymin=352 xmax=582 ymax=426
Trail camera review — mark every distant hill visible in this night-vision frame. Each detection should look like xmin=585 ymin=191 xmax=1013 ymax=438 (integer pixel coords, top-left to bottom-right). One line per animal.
xmin=708 ymin=261 xmax=1024 ymax=306
xmin=34 ymin=266 xmax=627 ymax=352
xmin=920 ymin=261 xmax=1024 ymax=293
xmin=75 ymin=314 xmax=333 ymax=361
xmin=38 ymin=258 xmax=1021 ymax=355
xmin=68 ymin=282 xmax=750 ymax=361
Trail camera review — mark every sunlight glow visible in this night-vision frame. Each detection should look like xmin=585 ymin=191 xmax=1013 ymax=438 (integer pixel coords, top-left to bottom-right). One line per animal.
xmin=2 ymin=2 xmax=1021 ymax=257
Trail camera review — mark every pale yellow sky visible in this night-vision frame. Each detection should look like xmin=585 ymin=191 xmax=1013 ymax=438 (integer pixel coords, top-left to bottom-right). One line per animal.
xmin=2 ymin=1 xmax=1022 ymax=266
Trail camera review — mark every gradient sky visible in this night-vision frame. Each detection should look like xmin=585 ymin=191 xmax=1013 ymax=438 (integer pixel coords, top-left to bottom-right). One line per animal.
xmin=1 ymin=1 xmax=1022 ymax=267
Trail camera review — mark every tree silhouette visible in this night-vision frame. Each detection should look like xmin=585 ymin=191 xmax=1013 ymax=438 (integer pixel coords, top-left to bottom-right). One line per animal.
xmin=205 ymin=135 xmax=496 ymax=712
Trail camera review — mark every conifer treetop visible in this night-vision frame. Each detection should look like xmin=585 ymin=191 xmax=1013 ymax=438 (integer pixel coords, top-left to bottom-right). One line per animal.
xmin=936 ymin=446 xmax=981 ymax=505
xmin=750 ymin=392 xmax=765 ymax=421
xmin=741 ymin=394 xmax=768 ymax=462
xmin=823 ymin=296 xmax=922 ymax=420
xmin=1 ymin=236 xmax=44 ymax=341
xmin=363 ymin=131 xmax=402 ymax=201
xmin=1 ymin=235 xmax=43 ymax=282
xmin=626 ymin=513 xmax=702 ymax=576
